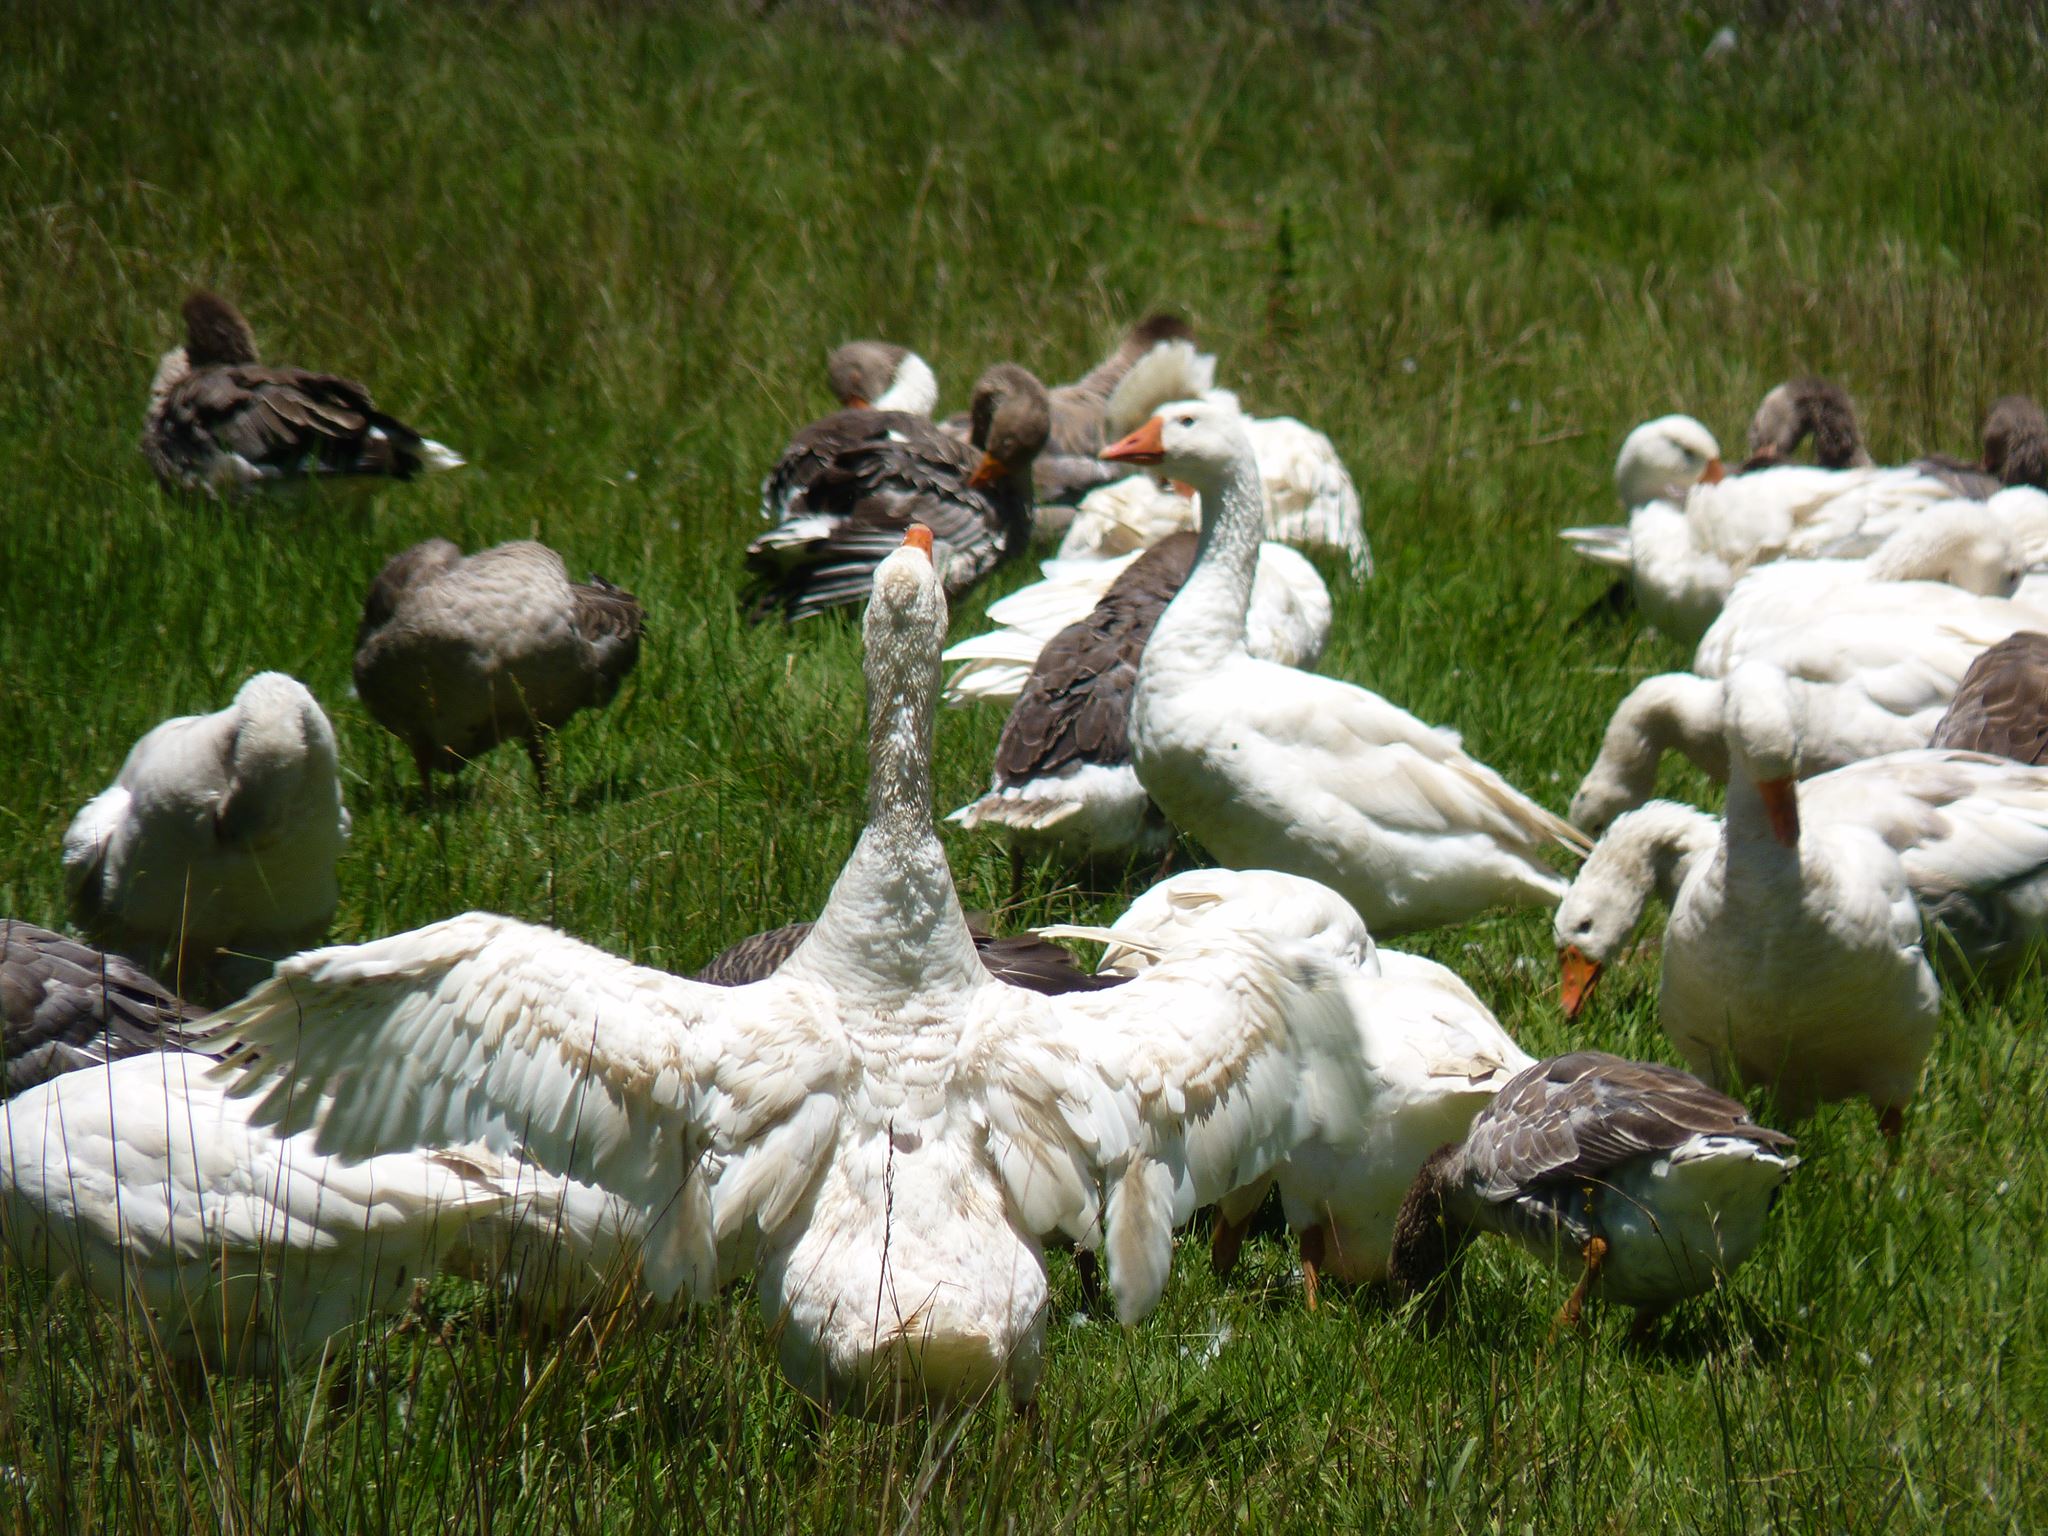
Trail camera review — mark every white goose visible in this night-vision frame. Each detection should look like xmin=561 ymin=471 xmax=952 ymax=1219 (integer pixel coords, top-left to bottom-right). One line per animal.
xmin=63 ymin=672 xmax=350 ymax=996
xmin=1064 ymin=869 xmax=1532 ymax=1302
xmin=1553 ymin=800 xmax=1724 ymax=1015
xmin=202 ymin=530 xmax=1372 ymax=1415
xmin=1106 ymin=403 xmax=1585 ymax=935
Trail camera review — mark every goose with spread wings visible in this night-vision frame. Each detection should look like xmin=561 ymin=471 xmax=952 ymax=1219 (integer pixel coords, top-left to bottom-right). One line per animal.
xmin=205 ymin=529 xmax=1368 ymax=1415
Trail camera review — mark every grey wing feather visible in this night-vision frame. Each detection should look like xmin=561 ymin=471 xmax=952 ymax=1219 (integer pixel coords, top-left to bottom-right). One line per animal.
xmin=2 ymin=920 xmax=202 ymax=1095
xmin=1929 ymin=633 xmax=2048 ymax=764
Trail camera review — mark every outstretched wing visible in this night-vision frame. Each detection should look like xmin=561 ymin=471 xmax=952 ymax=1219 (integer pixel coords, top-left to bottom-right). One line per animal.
xmin=199 ymin=912 xmax=851 ymax=1299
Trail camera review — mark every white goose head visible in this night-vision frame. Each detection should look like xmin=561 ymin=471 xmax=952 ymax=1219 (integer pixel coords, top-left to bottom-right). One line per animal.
xmin=1101 ymin=398 xmax=1256 ymax=500
xmin=1553 ymin=799 xmax=1721 ymax=1019
xmin=1614 ymin=415 xmax=1723 ymax=509
xmin=215 ymin=672 xmax=344 ymax=842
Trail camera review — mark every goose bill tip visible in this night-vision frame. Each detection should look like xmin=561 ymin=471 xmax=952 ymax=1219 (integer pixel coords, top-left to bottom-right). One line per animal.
xmin=1559 ymin=944 xmax=1602 ymax=1020
xmin=902 ymin=524 xmax=935 ymax=557
xmin=1102 ymin=417 xmax=1167 ymax=465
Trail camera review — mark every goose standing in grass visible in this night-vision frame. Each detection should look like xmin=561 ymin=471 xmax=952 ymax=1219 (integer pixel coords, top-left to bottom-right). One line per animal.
xmin=142 ymin=290 xmax=461 ymax=498
xmin=63 ymin=672 xmax=349 ymax=998
xmin=353 ymin=539 xmax=644 ymax=797
xmin=1928 ymin=632 xmax=2048 ymax=761
xmin=746 ymin=364 xmax=1050 ymax=621
xmin=1387 ymin=1052 xmax=1795 ymax=1336
xmin=204 ymin=529 xmax=1372 ymax=1415
xmin=1554 ymin=801 xmax=1725 ymax=1016
xmin=1067 ymin=869 xmax=1534 ymax=1304
xmin=2 ymin=921 xmax=199 ymax=1097
xmin=1106 ymin=403 xmax=1583 ymax=935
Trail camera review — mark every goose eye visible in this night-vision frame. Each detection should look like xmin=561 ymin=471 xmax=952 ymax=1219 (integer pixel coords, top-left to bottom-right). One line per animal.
xmin=1178 ymin=415 xmax=1195 ymax=428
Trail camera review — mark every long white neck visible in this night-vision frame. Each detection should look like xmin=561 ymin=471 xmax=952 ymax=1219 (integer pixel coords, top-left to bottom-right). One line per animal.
xmin=796 ymin=617 xmax=984 ymax=1000
xmin=1574 ymin=673 xmax=1730 ymax=830
xmin=1718 ymin=769 xmax=1805 ymax=900
xmin=1145 ymin=449 xmax=1265 ymax=674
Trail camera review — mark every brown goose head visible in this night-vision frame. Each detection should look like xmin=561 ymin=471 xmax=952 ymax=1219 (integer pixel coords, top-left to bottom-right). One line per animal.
xmin=1984 ymin=395 xmax=2048 ymax=490
xmin=181 ymin=290 xmax=261 ymax=368
xmin=965 ymin=364 xmax=1052 ymax=488
xmin=826 ymin=341 xmax=911 ymax=410
xmin=1744 ymin=376 xmax=1869 ymax=471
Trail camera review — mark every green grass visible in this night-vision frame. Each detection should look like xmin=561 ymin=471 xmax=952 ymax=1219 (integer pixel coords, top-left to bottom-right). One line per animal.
xmin=4 ymin=0 xmax=2048 ymax=1527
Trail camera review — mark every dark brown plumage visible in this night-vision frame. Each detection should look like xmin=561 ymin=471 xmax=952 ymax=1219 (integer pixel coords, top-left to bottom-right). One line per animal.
xmin=1742 ymin=376 xmax=1873 ymax=472
xmin=695 ymin=917 xmax=1121 ymax=995
xmin=141 ymin=290 xmax=462 ymax=498
xmin=745 ymin=364 xmax=1051 ymax=621
xmin=353 ymin=540 xmax=643 ymax=795
xmin=2 ymin=920 xmax=200 ymax=1097
xmin=1928 ymin=632 xmax=2048 ymax=763
xmin=1983 ymin=395 xmax=2048 ymax=491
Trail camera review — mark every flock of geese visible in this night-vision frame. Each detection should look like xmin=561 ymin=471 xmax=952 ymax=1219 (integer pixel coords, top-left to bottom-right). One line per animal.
xmin=3 ymin=294 xmax=2046 ymax=1417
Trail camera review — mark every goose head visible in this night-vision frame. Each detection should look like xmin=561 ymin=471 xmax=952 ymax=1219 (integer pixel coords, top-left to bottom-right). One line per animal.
xmin=1722 ymin=660 xmax=1802 ymax=847
xmin=181 ymin=290 xmax=261 ymax=368
xmin=215 ymin=672 xmax=342 ymax=844
xmin=965 ymin=364 xmax=1052 ymax=489
xmin=1553 ymin=800 xmax=1720 ymax=1019
xmin=1985 ymin=394 xmax=2048 ymax=490
xmin=1614 ymin=415 xmax=1723 ymax=509
xmin=826 ymin=341 xmax=938 ymax=416
xmin=1863 ymin=502 xmax=2024 ymax=596
xmin=1746 ymin=376 xmax=1869 ymax=470
xmin=1100 ymin=398 xmax=1255 ymax=500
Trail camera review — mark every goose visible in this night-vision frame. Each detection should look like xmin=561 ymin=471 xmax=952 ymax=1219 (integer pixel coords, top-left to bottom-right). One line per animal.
xmin=1983 ymin=395 xmax=2048 ymax=490
xmin=1065 ymin=869 xmax=1533 ymax=1302
xmin=1105 ymin=403 xmax=1584 ymax=935
xmin=1099 ymin=341 xmax=1373 ymax=577
xmin=1387 ymin=1052 xmax=1795 ymax=1335
xmin=1929 ymin=632 xmax=2048 ymax=761
xmin=0 ymin=1051 xmax=515 ymax=1368
xmin=63 ymin=672 xmax=350 ymax=997
xmin=2 ymin=920 xmax=199 ymax=1097
xmin=202 ymin=529 xmax=1373 ymax=1415
xmin=142 ymin=290 xmax=462 ymax=498
xmin=694 ymin=916 xmax=1119 ymax=995
xmin=1743 ymin=375 xmax=1874 ymax=472
xmin=1054 ymin=473 xmax=1200 ymax=562
xmin=1553 ymin=801 xmax=1726 ymax=1017
xmin=940 ymin=534 xmax=1329 ymax=708
xmin=826 ymin=341 xmax=940 ymax=416
xmin=353 ymin=539 xmax=645 ymax=797
xmin=746 ymin=364 xmax=1051 ymax=621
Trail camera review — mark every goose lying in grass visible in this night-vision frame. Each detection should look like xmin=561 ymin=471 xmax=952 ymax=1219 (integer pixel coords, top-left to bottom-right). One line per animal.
xmin=63 ymin=673 xmax=350 ymax=998
xmin=747 ymin=365 xmax=1050 ymax=620
xmin=203 ymin=529 xmax=1374 ymax=1416
xmin=142 ymin=290 xmax=461 ymax=498
xmin=353 ymin=539 xmax=644 ymax=797
xmin=1388 ymin=1052 xmax=1795 ymax=1336
xmin=940 ymin=534 xmax=1329 ymax=709
xmin=948 ymin=532 xmax=1330 ymax=861
xmin=1929 ymin=632 xmax=2048 ymax=761
xmin=1064 ymin=868 xmax=1533 ymax=1304
xmin=1107 ymin=403 xmax=1584 ymax=935
xmin=2 ymin=921 xmax=199 ymax=1097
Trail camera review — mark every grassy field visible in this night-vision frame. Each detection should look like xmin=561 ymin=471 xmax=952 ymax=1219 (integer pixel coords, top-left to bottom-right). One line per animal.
xmin=4 ymin=0 xmax=2048 ymax=1528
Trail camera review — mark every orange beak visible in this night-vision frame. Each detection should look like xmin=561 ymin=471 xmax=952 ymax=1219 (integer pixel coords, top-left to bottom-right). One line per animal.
xmin=1700 ymin=456 xmax=1727 ymax=485
xmin=1757 ymin=776 xmax=1800 ymax=847
xmin=845 ymin=395 xmax=871 ymax=411
xmin=1102 ymin=417 xmax=1167 ymax=466
xmin=1559 ymin=945 xmax=1602 ymax=1020
xmin=902 ymin=524 xmax=934 ymax=557
xmin=967 ymin=452 xmax=1006 ymax=489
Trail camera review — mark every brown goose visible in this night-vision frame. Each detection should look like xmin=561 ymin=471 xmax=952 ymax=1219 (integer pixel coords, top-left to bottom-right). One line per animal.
xmin=1388 ymin=1051 xmax=1796 ymax=1336
xmin=694 ymin=916 xmax=1121 ymax=994
xmin=1928 ymin=631 xmax=2048 ymax=762
xmin=1742 ymin=375 xmax=1873 ymax=473
xmin=745 ymin=363 xmax=1050 ymax=621
xmin=2 ymin=920 xmax=200 ymax=1097
xmin=825 ymin=341 xmax=939 ymax=415
xmin=142 ymin=290 xmax=462 ymax=498
xmin=354 ymin=540 xmax=643 ymax=795
xmin=1983 ymin=395 xmax=2048 ymax=490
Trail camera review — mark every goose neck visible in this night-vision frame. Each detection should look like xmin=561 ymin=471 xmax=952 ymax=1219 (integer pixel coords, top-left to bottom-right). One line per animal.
xmin=1151 ymin=455 xmax=1264 ymax=664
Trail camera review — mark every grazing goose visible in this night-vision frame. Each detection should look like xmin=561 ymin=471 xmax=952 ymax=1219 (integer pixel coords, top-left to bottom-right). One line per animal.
xmin=1107 ymin=403 xmax=1584 ymax=935
xmin=2 ymin=920 xmax=199 ymax=1097
xmin=1388 ymin=1052 xmax=1795 ymax=1335
xmin=353 ymin=539 xmax=644 ymax=796
xmin=142 ymin=290 xmax=461 ymax=498
xmin=204 ymin=530 xmax=1372 ymax=1415
xmin=0 ymin=1051 xmax=518 ymax=1368
xmin=694 ymin=915 xmax=1119 ymax=995
xmin=746 ymin=364 xmax=1051 ymax=621
xmin=1929 ymin=632 xmax=2048 ymax=761
xmin=1070 ymin=869 xmax=1533 ymax=1303
xmin=826 ymin=341 xmax=940 ymax=416
xmin=63 ymin=673 xmax=349 ymax=997
xmin=1553 ymin=801 xmax=1725 ymax=1017
xmin=940 ymin=535 xmax=1329 ymax=708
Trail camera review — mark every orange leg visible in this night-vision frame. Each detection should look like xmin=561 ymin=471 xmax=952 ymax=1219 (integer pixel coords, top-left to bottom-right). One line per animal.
xmin=1211 ymin=1209 xmax=1255 ymax=1282
xmin=1552 ymin=1235 xmax=1608 ymax=1338
xmin=1300 ymin=1223 xmax=1327 ymax=1312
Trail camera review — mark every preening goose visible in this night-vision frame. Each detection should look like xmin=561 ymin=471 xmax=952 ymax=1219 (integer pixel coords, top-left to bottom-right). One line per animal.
xmin=939 ymin=534 xmax=1328 ymax=709
xmin=142 ymin=290 xmax=461 ymax=498
xmin=63 ymin=672 xmax=350 ymax=997
xmin=695 ymin=916 xmax=1119 ymax=995
xmin=2 ymin=920 xmax=199 ymax=1097
xmin=746 ymin=365 xmax=1051 ymax=621
xmin=353 ymin=539 xmax=644 ymax=796
xmin=1388 ymin=1052 xmax=1795 ymax=1335
xmin=1069 ymin=869 xmax=1533 ymax=1302
xmin=1929 ymin=632 xmax=2048 ymax=761
xmin=754 ymin=343 xmax=943 ymax=524
xmin=204 ymin=530 xmax=1371 ymax=1415
xmin=1107 ymin=403 xmax=1584 ymax=935
xmin=826 ymin=341 xmax=940 ymax=416
xmin=947 ymin=533 xmax=1330 ymax=861
xmin=1744 ymin=376 xmax=1873 ymax=472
